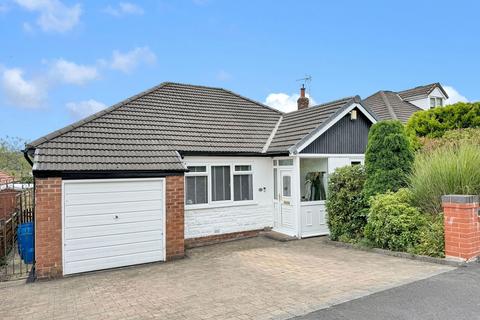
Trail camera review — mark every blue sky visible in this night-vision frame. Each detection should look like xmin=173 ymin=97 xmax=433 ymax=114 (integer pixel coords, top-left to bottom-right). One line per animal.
xmin=0 ymin=0 xmax=478 ymax=142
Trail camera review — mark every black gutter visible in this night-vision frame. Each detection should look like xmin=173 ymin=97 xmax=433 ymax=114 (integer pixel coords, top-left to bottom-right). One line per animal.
xmin=33 ymin=170 xmax=187 ymax=179
xmin=22 ymin=149 xmax=34 ymax=167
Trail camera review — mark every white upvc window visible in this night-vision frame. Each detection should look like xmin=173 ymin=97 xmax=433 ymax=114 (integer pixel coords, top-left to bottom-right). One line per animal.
xmin=185 ymin=166 xmax=208 ymax=205
xmin=233 ymin=165 xmax=253 ymax=201
xmin=430 ymin=97 xmax=444 ymax=108
xmin=185 ymin=163 xmax=254 ymax=206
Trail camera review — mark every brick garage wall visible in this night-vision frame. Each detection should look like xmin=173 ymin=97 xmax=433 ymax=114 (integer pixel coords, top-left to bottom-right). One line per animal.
xmin=442 ymin=195 xmax=480 ymax=261
xmin=35 ymin=177 xmax=62 ymax=279
xmin=165 ymin=175 xmax=185 ymax=260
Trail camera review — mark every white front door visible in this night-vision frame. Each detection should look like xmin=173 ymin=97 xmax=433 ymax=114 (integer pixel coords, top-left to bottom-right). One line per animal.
xmin=278 ymin=170 xmax=295 ymax=231
xmin=63 ymin=178 xmax=165 ymax=275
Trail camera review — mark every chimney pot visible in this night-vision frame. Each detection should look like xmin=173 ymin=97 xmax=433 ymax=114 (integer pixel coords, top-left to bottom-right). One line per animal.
xmin=297 ymin=85 xmax=309 ymax=110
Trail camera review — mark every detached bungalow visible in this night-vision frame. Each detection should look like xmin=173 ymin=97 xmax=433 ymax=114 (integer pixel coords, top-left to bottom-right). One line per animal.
xmin=25 ymin=81 xmax=447 ymax=278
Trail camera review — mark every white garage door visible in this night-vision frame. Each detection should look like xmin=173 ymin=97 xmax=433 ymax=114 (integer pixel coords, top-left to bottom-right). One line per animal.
xmin=63 ymin=178 xmax=165 ymax=275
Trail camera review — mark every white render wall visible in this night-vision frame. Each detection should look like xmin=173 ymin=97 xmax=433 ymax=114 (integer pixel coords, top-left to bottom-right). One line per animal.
xmin=183 ymin=156 xmax=274 ymax=239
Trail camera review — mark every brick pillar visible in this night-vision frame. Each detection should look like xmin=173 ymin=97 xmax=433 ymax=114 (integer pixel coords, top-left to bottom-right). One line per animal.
xmin=35 ymin=177 xmax=62 ymax=279
xmin=442 ymin=195 xmax=480 ymax=261
xmin=165 ymin=175 xmax=185 ymax=260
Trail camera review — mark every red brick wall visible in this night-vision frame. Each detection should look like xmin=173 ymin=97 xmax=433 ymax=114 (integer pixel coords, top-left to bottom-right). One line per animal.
xmin=165 ymin=175 xmax=185 ymax=259
xmin=0 ymin=189 xmax=19 ymax=220
xmin=442 ymin=195 xmax=480 ymax=261
xmin=35 ymin=177 xmax=62 ymax=279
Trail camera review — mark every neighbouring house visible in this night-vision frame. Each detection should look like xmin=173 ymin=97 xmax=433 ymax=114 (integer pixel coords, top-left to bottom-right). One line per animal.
xmin=24 ymin=81 xmax=446 ymax=278
xmin=363 ymin=83 xmax=449 ymax=123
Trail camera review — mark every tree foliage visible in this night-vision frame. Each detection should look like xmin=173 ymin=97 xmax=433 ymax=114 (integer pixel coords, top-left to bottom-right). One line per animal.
xmin=363 ymin=120 xmax=414 ymax=199
xmin=0 ymin=136 xmax=32 ymax=182
xmin=406 ymin=102 xmax=480 ymax=138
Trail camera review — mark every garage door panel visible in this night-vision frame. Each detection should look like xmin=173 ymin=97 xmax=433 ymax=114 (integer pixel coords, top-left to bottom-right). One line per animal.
xmin=65 ymin=230 xmax=163 ymax=251
xmin=65 ymin=239 xmax=163 ymax=262
xmin=65 ymin=200 xmax=163 ymax=217
xmin=65 ymin=219 xmax=163 ymax=240
xmin=63 ymin=178 xmax=165 ymax=275
xmin=64 ymin=251 xmax=164 ymax=275
xmin=65 ymin=190 xmax=163 ymax=206
xmin=65 ymin=209 xmax=163 ymax=228
xmin=65 ymin=180 xmax=163 ymax=194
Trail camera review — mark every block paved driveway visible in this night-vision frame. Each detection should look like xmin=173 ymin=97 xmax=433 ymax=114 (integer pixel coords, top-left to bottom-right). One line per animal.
xmin=0 ymin=237 xmax=453 ymax=320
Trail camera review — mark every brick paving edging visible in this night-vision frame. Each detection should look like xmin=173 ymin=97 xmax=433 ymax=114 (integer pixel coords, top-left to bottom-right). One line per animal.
xmin=321 ymin=238 xmax=469 ymax=267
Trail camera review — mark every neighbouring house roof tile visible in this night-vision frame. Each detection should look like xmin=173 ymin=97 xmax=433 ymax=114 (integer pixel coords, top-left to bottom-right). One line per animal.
xmin=0 ymin=171 xmax=15 ymax=184
xmin=28 ymin=82 xmax=283 ymax=172
xmin=363 ymin=91 xmax=422 ymax=123
xmin=397 ymin=82 xmax=448 ymax=100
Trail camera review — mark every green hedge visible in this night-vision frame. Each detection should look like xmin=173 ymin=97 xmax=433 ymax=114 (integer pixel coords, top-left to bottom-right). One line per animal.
xmin=406 ymin=102 xmax=480 ymax=138
xmin=364 ymin=189 xmax=427 ymax=252
xmin=326 ymin=165 xmax=368 ymax=242
xmin=363 ymin=121 xmax=414 ymax=199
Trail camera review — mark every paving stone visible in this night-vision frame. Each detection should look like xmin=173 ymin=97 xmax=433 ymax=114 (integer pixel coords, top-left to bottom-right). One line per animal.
xmin=0 ymin=237 xmax=452 ymax=320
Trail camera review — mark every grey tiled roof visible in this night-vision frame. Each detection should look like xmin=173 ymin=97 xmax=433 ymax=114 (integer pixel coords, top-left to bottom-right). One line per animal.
xmin=28 ymin=82 xmax=282 ymax=171
xmin=397 ymin=82 xmax=448 ymax=100
xmin=267 ymin=97 xmax=356 ymax=153
xmin=363 ymin=91 xmax=422 ymax=124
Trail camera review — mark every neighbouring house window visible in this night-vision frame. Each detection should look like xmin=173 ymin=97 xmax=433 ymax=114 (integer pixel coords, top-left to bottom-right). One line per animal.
xmin=185 ymin=166 xmax=208 ymax=205
xmin=211 ymin=166 xmax=231 ymax=201
xmin=278 ymin=159 xmax=293 ymax=166
xmin=436 ymin=97 xmax=443 ymax=107
xmin=273 ymin=168 xmax=278 ymax=199
xmin=233 ymin=165 xmax=253 ymax=201
xmin=430 ymin=97 xmax=444 ymax=108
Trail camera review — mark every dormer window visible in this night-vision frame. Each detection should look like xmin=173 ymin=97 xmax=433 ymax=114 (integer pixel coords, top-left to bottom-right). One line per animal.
xmin=430 ymin=97 xmax=444 ymax=108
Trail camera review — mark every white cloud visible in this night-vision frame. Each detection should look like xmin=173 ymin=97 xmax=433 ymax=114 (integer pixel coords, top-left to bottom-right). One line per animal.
xmin=107 ymin=46 xmax=156 ymax=73
xmin=104 ymin=2 xmax=144 ymax=16
xmin=66 ymin=99 xmax=106 ymax=119
xmin=1 ymin=68 xmax=46 ymax=108
xmin=264 ymin=92 xmax=316 ymax=113
xmin=49 ymin=59 xmax=98 ymax=85
xmin=216 ymin=70 xmax=231 ymax=81
xmin=444 ymin=85 xmax=468 ymax=105
xmin=14 ymin=0 xmax=82 ymax=33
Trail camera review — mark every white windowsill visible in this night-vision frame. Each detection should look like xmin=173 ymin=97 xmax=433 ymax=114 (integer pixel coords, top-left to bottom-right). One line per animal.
xmin=300 ymin=200 xmax=326 ymax=206
xmin=185 ymin=200 xmax=258 ymax=210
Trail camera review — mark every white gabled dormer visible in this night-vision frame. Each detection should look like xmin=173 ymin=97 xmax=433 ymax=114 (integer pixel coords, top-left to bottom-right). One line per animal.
xmin=398 ymin=83 xmax=449 ymax=110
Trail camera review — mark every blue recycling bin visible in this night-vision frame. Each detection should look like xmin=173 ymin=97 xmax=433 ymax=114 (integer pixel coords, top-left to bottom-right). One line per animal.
xmin=17 ymin=222 xmax=34 ymax=264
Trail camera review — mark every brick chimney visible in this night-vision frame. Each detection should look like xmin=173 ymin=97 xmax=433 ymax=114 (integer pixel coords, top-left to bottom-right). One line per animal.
xmin=297 ymin=84 xmax=309 ymax=110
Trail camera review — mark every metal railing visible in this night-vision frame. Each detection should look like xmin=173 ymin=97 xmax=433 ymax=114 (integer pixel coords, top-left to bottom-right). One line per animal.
xmin=0 ymin=180 xmax=34 ymax=281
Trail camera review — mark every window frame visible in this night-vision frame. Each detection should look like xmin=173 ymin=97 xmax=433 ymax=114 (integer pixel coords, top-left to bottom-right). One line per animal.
xmin=233 ymin=165 xmax=254 ymax=202
xmin=185 ymin=166 xmax=208 ymax=205
xmin=184 ymin=162 xmax=256 ymax=208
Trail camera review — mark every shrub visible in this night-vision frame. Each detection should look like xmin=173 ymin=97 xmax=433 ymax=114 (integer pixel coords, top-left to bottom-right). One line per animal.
xmin=409 ymin=143 xmax=480 ymax=214
xmin=364 ymin=189 xmax=427 ymax=252
xmin=326 ymin=165 xmax=368 ymax=242
xmin=406 ymin=102 xmax=480 ymax=138
xmin=419 ymin=128 xmax=480 ymax=153
xmin=409 ymin=213 xmax=445 ymax=258
xmin=363 ymin=120 xmax=414 ymax=199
